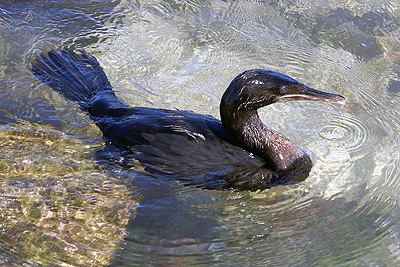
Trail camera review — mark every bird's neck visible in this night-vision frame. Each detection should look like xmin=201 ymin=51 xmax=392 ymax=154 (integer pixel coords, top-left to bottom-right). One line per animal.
xmin=222 ymin=109 xmax=310 ymax=173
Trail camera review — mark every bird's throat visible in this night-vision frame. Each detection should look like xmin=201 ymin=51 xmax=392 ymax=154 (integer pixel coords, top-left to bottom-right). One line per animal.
xmin=239 ymin=112 xmax=309 ymax=173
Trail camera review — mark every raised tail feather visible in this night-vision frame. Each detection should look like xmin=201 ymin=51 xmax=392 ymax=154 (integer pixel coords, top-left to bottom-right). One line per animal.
xmin=31 ymin=50 xmax=116 ymax=111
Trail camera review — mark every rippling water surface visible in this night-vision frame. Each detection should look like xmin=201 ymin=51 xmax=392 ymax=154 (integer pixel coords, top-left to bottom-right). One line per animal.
xmin=2 ymin=0 xmax=400 ymax=265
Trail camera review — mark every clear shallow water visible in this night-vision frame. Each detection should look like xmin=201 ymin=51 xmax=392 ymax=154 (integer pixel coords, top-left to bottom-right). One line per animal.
xmin=1 ymin=0 xmax=400 ymax=265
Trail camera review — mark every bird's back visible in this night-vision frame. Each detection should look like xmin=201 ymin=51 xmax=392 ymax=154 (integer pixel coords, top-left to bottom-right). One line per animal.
xmin=92 ymin=105 xmax=271 ymax=189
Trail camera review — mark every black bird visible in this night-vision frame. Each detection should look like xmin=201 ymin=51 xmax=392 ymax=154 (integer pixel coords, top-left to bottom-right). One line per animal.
xmin=31 ymin=50 xmax=345 ymax=191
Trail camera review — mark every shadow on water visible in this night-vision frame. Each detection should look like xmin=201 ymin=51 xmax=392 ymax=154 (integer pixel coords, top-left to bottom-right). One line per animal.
xmin=2 ymin=0 xmax=400 ymax=266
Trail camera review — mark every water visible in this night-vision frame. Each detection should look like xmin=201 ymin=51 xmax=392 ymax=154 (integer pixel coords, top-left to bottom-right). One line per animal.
xmin=1 ymin=0 xmax=400 ymax=265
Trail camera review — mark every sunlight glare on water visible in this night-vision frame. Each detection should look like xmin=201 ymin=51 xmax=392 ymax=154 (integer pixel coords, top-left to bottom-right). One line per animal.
xmin=1 ymin=0 xmax=400 ymax=266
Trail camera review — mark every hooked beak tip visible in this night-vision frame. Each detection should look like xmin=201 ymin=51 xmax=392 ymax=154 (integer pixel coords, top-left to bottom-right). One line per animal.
xmin=334 ymin=96 xmax=346 ymax=105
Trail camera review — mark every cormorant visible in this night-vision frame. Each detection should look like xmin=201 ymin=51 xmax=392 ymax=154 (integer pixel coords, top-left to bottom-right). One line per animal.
xmin=31 ymin=50 xmax=345 ymax=191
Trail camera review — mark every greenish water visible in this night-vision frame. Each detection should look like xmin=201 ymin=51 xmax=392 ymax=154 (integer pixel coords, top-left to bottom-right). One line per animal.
xmin=1 ymin=0 xmax=400 ymax=266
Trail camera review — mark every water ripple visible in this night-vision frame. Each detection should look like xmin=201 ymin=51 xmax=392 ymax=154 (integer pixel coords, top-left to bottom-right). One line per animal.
xmin=319 ymin=113 xmax=375 ymax=157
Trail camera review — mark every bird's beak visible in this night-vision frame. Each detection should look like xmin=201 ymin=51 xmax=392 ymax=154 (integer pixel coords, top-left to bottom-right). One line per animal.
xmin=276 ymin=85 xmax=346 ymax=105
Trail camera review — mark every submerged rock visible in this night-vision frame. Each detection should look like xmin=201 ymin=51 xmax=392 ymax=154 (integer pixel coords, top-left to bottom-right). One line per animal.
xmin=282 ymin=6 xmax=399 ymax=61
xmin=0 ymin=125 xmax=139 ymax=266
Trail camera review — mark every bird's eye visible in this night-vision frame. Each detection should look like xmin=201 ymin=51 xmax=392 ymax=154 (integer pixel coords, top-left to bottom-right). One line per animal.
xmin=280 ymin=86 xmax=288 ymax=94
